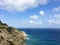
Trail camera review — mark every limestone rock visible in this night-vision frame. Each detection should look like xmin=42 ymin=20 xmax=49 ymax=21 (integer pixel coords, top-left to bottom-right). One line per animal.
xmin=0 ymin=21 xmax=27 ymax=45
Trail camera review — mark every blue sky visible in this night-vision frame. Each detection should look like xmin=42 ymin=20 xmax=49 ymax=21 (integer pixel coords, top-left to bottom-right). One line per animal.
xmin=0 ymin=0 xmax=60 ymax=28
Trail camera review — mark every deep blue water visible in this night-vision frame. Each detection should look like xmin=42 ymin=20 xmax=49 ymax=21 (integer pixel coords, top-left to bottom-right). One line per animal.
xmin=17 ymin=28 xmax=60 ymax=45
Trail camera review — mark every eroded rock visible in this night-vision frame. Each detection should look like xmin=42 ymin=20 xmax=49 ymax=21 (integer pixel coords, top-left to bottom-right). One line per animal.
xmin=0 ymin=21 xmax=27 ymax=45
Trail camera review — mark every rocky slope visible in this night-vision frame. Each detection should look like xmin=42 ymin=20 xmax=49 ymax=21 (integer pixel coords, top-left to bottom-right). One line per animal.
xmin=0 ymin=21 xmax=27 ymax=45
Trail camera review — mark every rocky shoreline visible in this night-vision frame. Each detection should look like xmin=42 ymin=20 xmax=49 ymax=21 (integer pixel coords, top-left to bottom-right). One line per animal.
xmin=0 ymin=21 xmax=28 ymax=45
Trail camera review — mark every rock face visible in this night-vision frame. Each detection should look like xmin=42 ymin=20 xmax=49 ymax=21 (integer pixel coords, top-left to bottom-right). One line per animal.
xmin=0 ymin=21 xmax=27 ymax=45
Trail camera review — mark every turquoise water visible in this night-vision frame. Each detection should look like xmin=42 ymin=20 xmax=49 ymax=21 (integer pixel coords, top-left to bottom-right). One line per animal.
xmin=18 ymin=28 xmax=60 ymax=45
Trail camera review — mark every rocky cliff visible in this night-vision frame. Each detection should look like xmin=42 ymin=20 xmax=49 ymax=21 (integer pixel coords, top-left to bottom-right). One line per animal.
xmin=0 ymin=21 xmax=27 ymax=45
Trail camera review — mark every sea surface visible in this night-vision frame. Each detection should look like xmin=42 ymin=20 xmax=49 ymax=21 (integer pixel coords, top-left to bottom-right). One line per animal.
xmin=17 ymin=28 xmax=60 ymax=45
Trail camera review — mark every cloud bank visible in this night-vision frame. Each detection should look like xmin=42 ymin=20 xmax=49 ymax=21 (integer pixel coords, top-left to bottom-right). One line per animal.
xmin=0 ymin=0 xmax=48 ymax=12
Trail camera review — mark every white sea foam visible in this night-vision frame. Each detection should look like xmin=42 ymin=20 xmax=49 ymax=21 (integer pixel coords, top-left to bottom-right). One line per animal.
xmin=26 ymin=38 xmax=30 ymax=40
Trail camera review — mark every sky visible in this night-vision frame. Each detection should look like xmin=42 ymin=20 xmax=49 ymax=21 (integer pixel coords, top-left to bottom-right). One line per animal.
xmin=0 ymin=0 xmax=60 ymax=28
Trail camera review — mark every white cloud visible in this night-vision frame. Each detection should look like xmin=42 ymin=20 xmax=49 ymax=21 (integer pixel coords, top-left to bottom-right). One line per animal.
xmin=52 ymin=6 xmax=60 ymax=12
xmin=48 ymin=19 xmax=60 ymax=24
xmin=39 ymin=11 xmax=45 ymax=16
xmin=54 ymin=14 xmax=60 ymax=18
xmin=30 ymin=15 xmax=39 ymax=20
xmin=55 ymin=20 xmax=60 ymax=24
xmin=48 ymin=19 xmax=53 ymax=24
xmin=48 ymin=14 xmax=60 ymax=24
xmin=0 ymin=0 xmax=48 ymax=12
xmin=28 ymin=20 xmax=43 ymax=25
xmin=29 ymin=20 xmax=34 ymax=24
xmin=54 ymin=14 xmax=58 ymax=18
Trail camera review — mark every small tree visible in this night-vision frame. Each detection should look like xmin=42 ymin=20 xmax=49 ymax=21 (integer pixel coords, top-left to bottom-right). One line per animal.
xmin=3 ymin=23 xmax=8 ymax=26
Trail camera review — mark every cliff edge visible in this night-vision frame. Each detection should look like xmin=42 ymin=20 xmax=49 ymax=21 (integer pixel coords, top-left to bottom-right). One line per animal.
xmin=0 ymin=21 xmax=27 ymax=45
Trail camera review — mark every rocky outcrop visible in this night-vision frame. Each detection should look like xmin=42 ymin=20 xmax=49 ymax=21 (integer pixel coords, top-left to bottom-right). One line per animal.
xmin=0 ymin=21 xmax=27 ymax=45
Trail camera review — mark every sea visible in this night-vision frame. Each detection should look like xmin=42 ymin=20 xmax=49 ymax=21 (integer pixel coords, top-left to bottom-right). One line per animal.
xmin=17 ymin=28 xmax=60 ymax=45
